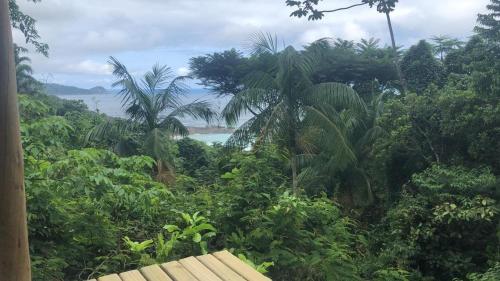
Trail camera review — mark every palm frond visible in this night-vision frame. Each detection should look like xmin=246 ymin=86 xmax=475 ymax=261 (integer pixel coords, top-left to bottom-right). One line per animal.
xmin=222 ymin=88 xmax=269 ymax=126
xmin=166 ymin=100 xmax=216 ymax=124
xmin=308 ymin=82 xmax=367 ymax=113
xmin=158 ymin=116 xmax=189 ymax=137
xmin=243 ymin=70 xmax=277 ymax=90
xmin=143 ymin=128 xmax=174 ymax=163
xmin=225 ymin=116 xmax=258 ymax=148
xmin=248 ymin=32 xmax=280 ymax=55
xmin=16 ymin=64 xmax=33 ymax=75
xmin=304 ymin=105 xmax=358 ymax=166
xmin=142 ymin=63 xmax=172 ymax=96
xmin=355 ymin=125 xmax=386 ymax=153
xmin=85 ymin=118 xmax=133 ymax=143
xmin=257 ymin=100 xmax=288 ymax=144
xmin=108 ymin=56 xmax=148 ymax=109
xmin=297 ymin=166 xmax=325 ymax=192
xmin=160 ymin=75 xmax=191 ymax=110
xmin=226 ymin=103 xmax=287 ymax=148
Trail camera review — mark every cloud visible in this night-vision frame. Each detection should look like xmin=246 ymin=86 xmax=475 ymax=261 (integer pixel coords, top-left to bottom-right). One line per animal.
xmin=177 ymin=67 xmax=190 ymax=76
xmin=63 ymin=60 xmax=113 ymax=75
xmin=16 ymin=0 xmax=490 ymax=88
xmin=343 ymin=22 xmax=369 ymax=41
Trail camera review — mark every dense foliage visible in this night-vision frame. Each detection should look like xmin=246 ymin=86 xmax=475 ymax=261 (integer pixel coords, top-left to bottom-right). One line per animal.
xmin=16 ymin=1 xmax=500 ymax=280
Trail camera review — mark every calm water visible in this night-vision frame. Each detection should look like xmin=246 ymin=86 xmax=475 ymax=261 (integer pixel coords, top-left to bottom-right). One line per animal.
xmin=189 ymin=133 xmax=232 ymax=145
xmin=57 ymin=91 xmax=247 ymax=145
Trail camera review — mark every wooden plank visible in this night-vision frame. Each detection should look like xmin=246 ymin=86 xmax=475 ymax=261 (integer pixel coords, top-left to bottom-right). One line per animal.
xmin=213 ymin=251 xmax=271 ymax=281
xmin=98 ymin=274 xmax=123 ymax=281
xmin=161 ymin=261 xmax=198 ymax=281
xmin=197 ymin=254 xmax=247 ymax=281
xmin=179 ymin=256 xmax=223 ymax=281
xmin=140 ymin=264 xmax=173 ymax=281
xmin=119 ymin=270 xmax=147 ymax=281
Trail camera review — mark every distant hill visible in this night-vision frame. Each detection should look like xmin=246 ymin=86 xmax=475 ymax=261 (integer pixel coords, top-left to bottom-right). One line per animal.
xmin=43 ymin=83 xmax=110 ymax=96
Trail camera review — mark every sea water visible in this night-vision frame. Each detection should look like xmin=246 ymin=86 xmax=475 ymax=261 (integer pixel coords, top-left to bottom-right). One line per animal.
xmin=56 ymin=91 xmax=243 ymax=145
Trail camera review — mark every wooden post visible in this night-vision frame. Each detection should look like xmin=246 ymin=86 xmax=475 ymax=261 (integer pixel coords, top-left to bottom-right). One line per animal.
xmin=0 ymin=0 xmax=32 ymax=280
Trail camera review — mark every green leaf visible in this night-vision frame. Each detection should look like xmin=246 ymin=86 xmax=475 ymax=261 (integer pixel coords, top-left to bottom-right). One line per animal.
xmin=193 ymin=233 xmax=202 ymax=243
xmin=163 ymin=224 xmax=181 ymax=233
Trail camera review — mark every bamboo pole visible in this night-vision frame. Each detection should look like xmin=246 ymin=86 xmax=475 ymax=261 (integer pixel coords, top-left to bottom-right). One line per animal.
xmin=0 ymin=0 xmax=32 ymax=280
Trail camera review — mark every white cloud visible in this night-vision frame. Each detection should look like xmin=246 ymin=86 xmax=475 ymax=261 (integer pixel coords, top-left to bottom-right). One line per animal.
xmin=64 ymin=60 xmax=113 ymax=75
xmin=343 ymin=22 xmax=369 ymax=41
xmin=15 ymin=0 xmax=490 ymax=88
xmin=177 ymin=67 xmax=190 ymax=76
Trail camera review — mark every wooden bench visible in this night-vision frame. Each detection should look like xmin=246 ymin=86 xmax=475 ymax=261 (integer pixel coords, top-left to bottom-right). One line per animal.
xmin=88 ymin=250 xmax=271 ymax=281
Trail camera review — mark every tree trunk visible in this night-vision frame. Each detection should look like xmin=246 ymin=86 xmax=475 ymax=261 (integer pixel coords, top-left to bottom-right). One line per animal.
xmin=0 ymin=0 xmax=32 ymax=280
xmin=157 ymin=158 xmax=163 ymax=175
xmin=291 ymin=153 xmax=299 ymax=195
xmin=384 ymin=10 xmax=407 ymax=93
xmin=156 ymin=158 xmax=175 ymax=184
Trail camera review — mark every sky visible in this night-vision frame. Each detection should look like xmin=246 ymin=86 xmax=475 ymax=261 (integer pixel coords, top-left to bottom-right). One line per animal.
xmin=14 ymin=0 xmax=490 ymax=89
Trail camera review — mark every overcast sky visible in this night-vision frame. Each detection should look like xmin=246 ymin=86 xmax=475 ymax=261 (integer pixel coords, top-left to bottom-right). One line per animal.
xmin=14 ymin=0 xmax=490 ymax=89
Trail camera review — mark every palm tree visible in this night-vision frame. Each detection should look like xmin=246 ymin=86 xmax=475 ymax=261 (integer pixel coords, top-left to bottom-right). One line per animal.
xmin=356 ymin=38 xmax=381 ymax=57
xmin=223 ymin=34 xmax=366 ymax=194
xmin=90 ymin=57 xmax=216 ymax=182
xmin=14 ymin=44 xmax=40 ymax=94
xmin=301 ymin=93 xmax=385 ymax=208
xmin=431 ymin=35 xmax=464 ymax=62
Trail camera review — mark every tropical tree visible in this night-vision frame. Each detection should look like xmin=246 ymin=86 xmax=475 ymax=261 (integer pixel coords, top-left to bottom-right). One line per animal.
xmin=189 ymin=49 xmax=249 ymax=97
xmin=303 ymin=38 xmax=398 ymax=99
xmin=400 ymin=40 xmax=445 ymax=94
xmin=475 ymin=0 xmax=500 ymax=42
xmin=430 ymin=35 xmax=464 ymax=62
xmin=300 ymin=93 xmax=384 ymax=207
xmin=8 ymin=0 xmax=48 ymax=55
xmin=89 ymin=57 xmax=216 ymax=182
xmin=473 ymin=0 xmax=500 ymax=95
xmin=356 ymin=38 xmax=381 ymax=55
xmin=14 ymin=44 xmax=40 ymax=94
xmin=285 ymin=0 xmax=407 ymax=92
xmin=223 ymin=34 xmax=366 ymax=194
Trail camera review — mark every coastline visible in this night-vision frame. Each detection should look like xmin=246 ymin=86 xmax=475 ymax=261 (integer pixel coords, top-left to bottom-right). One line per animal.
xmin=187 ymin=126 xmax=235 ymax=134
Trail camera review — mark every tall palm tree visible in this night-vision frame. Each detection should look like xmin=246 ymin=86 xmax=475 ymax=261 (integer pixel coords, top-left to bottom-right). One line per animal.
xmin=90 ymin=57 xmax=216 ymax=182
xmin=14 ymin=44 xmax=40 ymax=94
xmin=223 ymin=34 xmax=366 ymax=194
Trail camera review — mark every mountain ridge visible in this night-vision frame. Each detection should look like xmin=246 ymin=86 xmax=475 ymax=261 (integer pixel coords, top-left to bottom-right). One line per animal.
xmin=43 ymin=83 xmax=111 ymax=96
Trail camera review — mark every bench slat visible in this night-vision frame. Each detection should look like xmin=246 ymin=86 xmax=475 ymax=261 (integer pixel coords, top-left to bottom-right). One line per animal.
xmin=140 ymin=264 xmax=174 ymax=281
xmin=119 ymin=270 xmax=147 ymax=281
xmin=197 ymin=254 xmax=247 ymax=281
xmin=161 ymin=261 xmax=198 ymax=281
xmin=179 ymin=256 xmax=223 ymax=281
xmin=97 ymin=274 xmax=123 ymax=281
xmin=213 ymin=251 xmax=271 ymax=281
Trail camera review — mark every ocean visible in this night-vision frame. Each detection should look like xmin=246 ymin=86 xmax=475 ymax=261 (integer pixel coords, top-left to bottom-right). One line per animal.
xmin=56 ymin=90 xmax=245 ymax=145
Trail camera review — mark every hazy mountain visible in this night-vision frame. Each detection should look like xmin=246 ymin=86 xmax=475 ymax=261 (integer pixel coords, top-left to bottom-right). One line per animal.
xmin=43 ymin=83 xmax=111 ymax=95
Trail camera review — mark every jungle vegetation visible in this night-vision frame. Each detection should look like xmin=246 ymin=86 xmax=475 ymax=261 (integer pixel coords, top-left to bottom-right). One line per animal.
xmin=11 ymin=0 xmax=500 ymax=280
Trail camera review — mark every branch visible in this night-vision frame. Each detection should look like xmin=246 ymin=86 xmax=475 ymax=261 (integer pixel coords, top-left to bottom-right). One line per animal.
xmin=320 ymin=2 xmax=368 ymax=13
